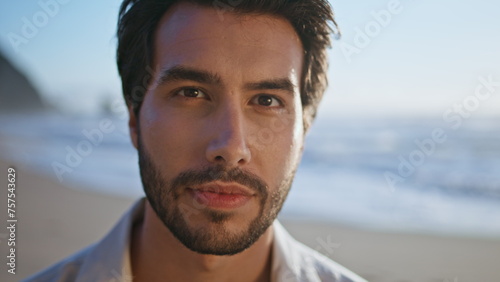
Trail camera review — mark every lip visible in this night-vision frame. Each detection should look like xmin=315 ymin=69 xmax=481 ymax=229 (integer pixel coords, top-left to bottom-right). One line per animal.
xmin=186 ymin=182 xmax=255 ymax=209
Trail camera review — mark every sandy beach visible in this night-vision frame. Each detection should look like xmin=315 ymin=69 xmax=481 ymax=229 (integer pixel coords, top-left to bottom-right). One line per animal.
xmin=0 ymin=159 xmax=499 ymax=282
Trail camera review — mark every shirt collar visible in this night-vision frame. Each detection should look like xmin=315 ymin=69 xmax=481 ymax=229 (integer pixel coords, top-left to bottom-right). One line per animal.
xmin=79 ymin=198 xmax=311 ymax=282
xmin=75 ymin=198 xmax=144 ymax=281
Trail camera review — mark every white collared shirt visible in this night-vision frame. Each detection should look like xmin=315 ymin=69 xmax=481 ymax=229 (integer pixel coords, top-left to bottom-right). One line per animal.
xmin=24 ymin=198 xmax=367 ymax=282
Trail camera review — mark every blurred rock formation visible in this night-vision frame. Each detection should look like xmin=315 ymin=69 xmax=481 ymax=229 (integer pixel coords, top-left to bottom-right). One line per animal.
xmin=0 ymin=51 xmax=45 ymax=112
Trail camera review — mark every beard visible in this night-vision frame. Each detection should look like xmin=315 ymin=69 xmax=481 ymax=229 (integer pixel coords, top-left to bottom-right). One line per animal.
xmin=137 ymin=136 xmax=295 ymax=256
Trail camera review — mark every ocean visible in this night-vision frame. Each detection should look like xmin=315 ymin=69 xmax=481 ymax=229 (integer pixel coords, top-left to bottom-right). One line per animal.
xmin=1 ymin=112 xmax=499 ymax=238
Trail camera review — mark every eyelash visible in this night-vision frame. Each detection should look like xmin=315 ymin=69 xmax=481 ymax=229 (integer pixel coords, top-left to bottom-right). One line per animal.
xmin=173 ymin=87 xmax=208 ymax=99
xmin=172 ymin=87 xmax=285 ymax=109
xmin=253 ymin=95 xmax=284 ymax=108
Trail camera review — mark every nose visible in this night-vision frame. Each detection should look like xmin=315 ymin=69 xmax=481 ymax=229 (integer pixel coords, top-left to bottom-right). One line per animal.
xmin=205 ymin=102 xmax=251 ymax=167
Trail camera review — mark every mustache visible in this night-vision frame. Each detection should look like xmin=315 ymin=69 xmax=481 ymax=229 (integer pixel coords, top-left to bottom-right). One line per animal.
xmin=171 ymin=165 xmax=268 ymax=196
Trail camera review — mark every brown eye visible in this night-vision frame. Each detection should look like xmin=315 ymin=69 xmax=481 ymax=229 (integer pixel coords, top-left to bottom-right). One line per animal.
xmin=258 ymin=96 xmax=273 ymax=106
xmin=252 ymin=95 xmax=281 ymax=107
xmin=177 ymin=88 xmax=206 ymax=98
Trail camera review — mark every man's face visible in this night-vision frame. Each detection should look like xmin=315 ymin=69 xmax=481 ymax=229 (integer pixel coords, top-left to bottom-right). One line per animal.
xmin=129 ymin=2 xmax=305 ymax=255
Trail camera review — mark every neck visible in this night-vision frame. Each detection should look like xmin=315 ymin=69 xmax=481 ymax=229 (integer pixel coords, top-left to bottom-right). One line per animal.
xmin=131 ymin=202 xmax=274 ymax=282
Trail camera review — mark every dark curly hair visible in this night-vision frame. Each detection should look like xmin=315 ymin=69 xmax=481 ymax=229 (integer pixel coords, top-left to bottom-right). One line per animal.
xmin=117 ymin=0 xmax=339 ymax=130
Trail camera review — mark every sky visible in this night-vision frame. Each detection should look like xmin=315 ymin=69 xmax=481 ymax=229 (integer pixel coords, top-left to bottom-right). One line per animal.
xmin=1 ymin=0 xmax=499 ymax=118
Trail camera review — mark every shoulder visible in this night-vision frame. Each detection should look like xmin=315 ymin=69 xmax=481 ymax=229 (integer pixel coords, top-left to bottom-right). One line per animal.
xmin=292 ymin=240 xmax=365 ymax=282
xmin=272 ymin=221 xmax=367 ymax=282
xmin=22 ymin=198 xmax=145 ymax=282
xmin=22 ymin=245 xmax=93 ymax=282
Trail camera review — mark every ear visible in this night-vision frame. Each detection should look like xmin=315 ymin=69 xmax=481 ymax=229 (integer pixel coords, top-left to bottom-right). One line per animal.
xmin=128 ymin=105 xmax=139 ymax=149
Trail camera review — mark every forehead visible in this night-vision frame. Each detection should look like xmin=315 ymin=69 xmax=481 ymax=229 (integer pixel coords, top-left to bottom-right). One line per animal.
xmin=152 ymin=2 xmax=304 ymax=84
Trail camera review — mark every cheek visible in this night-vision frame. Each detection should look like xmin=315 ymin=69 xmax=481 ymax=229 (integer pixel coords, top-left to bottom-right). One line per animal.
xmin=252 ymin=112 xmax=303 ymax=182
xmin=276 ymin=131 xmax=303 ymax=173
xmin=138 ymin=101 xmax=201 ymax=166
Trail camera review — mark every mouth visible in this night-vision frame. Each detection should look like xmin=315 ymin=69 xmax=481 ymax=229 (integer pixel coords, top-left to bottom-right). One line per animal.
xmin=186 ymin=182 xmax=255 ymax=209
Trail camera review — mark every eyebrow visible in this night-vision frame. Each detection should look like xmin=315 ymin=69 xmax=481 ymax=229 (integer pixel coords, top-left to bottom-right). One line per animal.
xmin=243 ymin=78 xmax=296 ymax=94
xmin=156 ymin=65 xmax=296 ymax=94
xmin=156 ymin=65 xmax=222 ymax=86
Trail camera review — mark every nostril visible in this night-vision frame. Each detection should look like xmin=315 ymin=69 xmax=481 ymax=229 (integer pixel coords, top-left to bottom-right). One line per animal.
xmin=215 ymin=156 xmax=224 ymax=162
